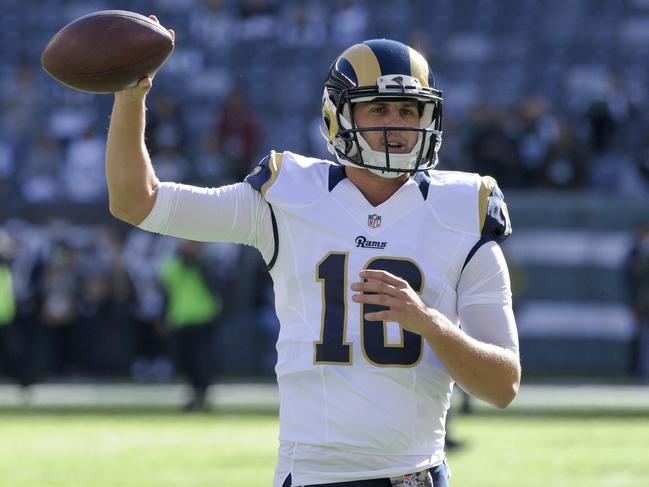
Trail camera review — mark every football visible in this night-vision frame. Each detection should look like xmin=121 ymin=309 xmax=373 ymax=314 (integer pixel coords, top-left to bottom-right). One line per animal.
xmin=41 ymin=10 xmax=174 ymax=93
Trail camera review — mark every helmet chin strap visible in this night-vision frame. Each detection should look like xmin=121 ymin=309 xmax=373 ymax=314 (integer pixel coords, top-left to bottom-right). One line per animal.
xmin=356 ymin=132 xmax=423 ymax=178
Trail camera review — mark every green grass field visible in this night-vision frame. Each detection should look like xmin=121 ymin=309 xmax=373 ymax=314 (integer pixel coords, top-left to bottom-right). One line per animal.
xmin=0 ymin=407 xmax=647 ymax=487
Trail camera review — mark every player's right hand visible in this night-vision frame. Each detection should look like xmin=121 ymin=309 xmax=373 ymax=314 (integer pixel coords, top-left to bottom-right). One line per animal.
xmin=116 ymin=15 xmax=174 ymax=100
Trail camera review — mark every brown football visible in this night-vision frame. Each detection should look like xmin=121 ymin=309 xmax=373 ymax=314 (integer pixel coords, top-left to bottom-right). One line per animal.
xmin=41 ymin=10 xmax=174 ymax=93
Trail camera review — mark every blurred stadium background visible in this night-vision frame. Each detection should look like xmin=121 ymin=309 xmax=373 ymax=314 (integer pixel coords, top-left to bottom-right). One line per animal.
xmin=1 ymin=0 xmax=649 ymax=485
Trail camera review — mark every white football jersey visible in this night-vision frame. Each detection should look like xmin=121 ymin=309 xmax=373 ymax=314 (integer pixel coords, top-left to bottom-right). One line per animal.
xmin=245 ymin=150 xmax=512 ymax=485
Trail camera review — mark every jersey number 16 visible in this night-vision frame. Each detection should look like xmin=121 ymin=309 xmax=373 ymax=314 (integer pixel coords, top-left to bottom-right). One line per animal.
xmin=314 ymin=252 xmax=425 ymax=368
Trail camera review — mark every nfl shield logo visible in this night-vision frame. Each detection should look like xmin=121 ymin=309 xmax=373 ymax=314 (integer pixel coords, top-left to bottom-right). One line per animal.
xmin=367 ymin=214 xmax=381 ymax=228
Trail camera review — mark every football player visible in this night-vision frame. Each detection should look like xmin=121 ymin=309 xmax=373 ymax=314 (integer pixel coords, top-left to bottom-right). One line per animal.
xmin=106 ymin=18 xmax=520 ymax=487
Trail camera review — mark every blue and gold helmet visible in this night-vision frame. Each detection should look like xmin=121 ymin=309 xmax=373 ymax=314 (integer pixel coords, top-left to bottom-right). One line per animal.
xmin=322 ymin=39 xmax=443 ymax=178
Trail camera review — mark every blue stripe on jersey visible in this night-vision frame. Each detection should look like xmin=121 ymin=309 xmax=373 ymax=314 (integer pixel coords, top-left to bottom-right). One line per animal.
xmin=461 ymin=234 xmax=491 ymax=272
xmin=364 ymin=39 xmax=411 ymax=77
xmin=244 ymin=154 xmax=272 ymax=193
xmin=267 ymin=204 xmax=279 ymax=271
xmin=412 ymin=171 xmax=431 ymax=200
xmin=328 ymin=164 xmax=347 ymax=192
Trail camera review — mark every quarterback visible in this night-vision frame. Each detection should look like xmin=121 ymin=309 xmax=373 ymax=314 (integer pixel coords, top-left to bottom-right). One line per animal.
xmin=106 ymin=17 xmax=520 ymax=487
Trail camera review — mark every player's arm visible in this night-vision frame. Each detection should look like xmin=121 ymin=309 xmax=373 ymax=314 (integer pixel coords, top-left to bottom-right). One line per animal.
xmin=428 ymin=242 xmax=520 ymax=409
xmin=106 ymin=84 xmax=275 ymax=260
xmin=105 ymin=15 xmax=171 ymax=226
xmin=138 ymin=181 xmax=274 ymax=263
xmin=106 ymin=76 xmax=159 ymax=225
xmin=431 ymin=176 xmax=518 ymax=407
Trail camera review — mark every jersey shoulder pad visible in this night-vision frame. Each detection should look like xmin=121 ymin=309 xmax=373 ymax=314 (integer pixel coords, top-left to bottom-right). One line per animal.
xmin=477 ymin=175 xmax=512 ymax=242
xmin=244 ymin=150 xmax=331 ymax=206
xmin=244 ymin=150 xmax=284 ymax=196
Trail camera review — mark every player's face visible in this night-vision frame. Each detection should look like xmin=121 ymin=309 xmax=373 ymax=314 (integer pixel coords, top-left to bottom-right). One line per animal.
xmin=353 ymin=100 xmax=420 ymax=153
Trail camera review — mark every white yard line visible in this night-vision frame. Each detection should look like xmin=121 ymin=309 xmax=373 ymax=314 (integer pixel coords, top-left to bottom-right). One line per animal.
xmin=0 ymin=382 xmax=648 ymax=411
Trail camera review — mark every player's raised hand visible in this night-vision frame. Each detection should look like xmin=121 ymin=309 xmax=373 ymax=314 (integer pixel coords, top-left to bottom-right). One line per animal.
xmin=117 ymin=15 xmax=175 ymax=100
xmin=351 ymin=269 xmax=443 ymax=338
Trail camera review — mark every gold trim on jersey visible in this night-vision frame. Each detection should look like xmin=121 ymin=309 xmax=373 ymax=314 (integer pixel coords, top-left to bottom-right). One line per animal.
xmin=478 ymin=175 xmax=497 ymax=233
xmin=408 ymin=47 xmax=430 ymax=88
xmin=360 ymin=256 xmax=425 ymax=368
xmin=261 ymin=150 xmax=284 ymax=197
xmin=343 ymin=44 xmax=382 ymax=86
xmin=314 ymin=252 xmax=353 ymax=365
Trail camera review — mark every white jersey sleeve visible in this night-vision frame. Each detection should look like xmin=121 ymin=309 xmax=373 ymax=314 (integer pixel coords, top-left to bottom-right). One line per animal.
xmin=457 ymin=240 xmax=519 ymax=354
xmin=138 ymin=181 xmax=275 ymax=263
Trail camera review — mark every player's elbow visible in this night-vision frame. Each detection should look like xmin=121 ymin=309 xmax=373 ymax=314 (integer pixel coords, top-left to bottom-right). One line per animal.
xmin=108 ymin=187 xmax=157 ymax=226
xmin=493 ymin=380 xmax=519 ymax=409
xmin=109 ymin=200 xmax=146 ymax=226
xmin=494 ymin=364 xmax=521 ymax=409
xmin=109 ymin=203 xmax=135 ymax=225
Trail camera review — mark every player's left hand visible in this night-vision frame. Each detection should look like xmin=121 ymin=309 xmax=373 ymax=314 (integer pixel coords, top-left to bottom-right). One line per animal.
xmin=351 ymin=269 xmax=441 ymax=337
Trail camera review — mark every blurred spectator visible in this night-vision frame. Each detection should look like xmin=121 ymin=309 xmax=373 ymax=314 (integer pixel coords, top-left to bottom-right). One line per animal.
xmin=513 ymin=98 xmax=587 ymax=189
xmin=635 ymin=129 xmax=649 ymax=192
xmin=541 ymin=119 xmax=587 ymax=189
xmin=250 ymin=261 xmax=279 ymax=375
xmin=76 ymin=268 xmax=133 ymax=376
xmin=0 ymin=63 xmax=44 ymax=153
xmin=124 ymin=230 xmax=170 ymax=383
xmin=159 ymin=240 xmax=224 ymax=411
xmin=463 ymin=104 xmax=522 ymax=188
xmin=625 ymin=222 xmax=649 ymax=379
xmin=238 ymin=0 xmax=279 ymax=42
xmin=436 ymin=114 xmax=463 ymax=171
xmin=0 ymin=229 xmax=18 ymax=383
xmin=147 ymin=94 xmax=188 ymax=156
xmin=585 ymin=96 xmax=619 ymax=155
xmin=8 ymin=222 xmax=46 ymax=386
xmin=76 ymin=228 xmax=136 ymax=375
xmin=585 ymin=73 xmax=635 ymax=155
xmin=18 ymin=133 xmax=64 ymax=204
xmin=516 ymin=97 xmax=560 ymax=186
xmin=194 ymin=133 xmax=236 ymax=186
xmin=47 ymin=99 xmax=97 ymax=144
xmin=154 ymin=0 xmax=198 ymax=13
xmin=189 ymin=0 xmax=237 ymax=49
xmin=330 ymin=0 xmax=368 ymax=47
xmin=214 ymin=86 xmax=263 ymax=181
xmin=281 ymin=0 xmax=327 ymax=47
xmin=153 ymin=146 xmax=192 ymax=183
xmin=0 ymin=138 xmax=13 ymax=205
xmin=41 ymin=238 xmax=80 ymax=375
xmin=62 ymin=123 xmax=106 ymax=203
xmin=585 ymin=73 xmax=639 ymax=191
